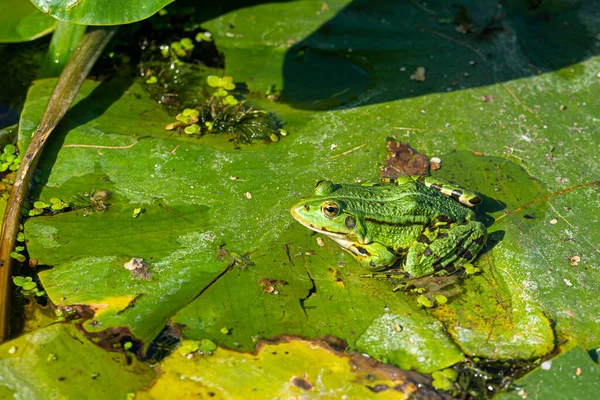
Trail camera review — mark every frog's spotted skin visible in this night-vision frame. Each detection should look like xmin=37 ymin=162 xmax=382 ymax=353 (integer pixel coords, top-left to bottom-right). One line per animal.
xmin=290 ymin=177 xmax=487 ymax=278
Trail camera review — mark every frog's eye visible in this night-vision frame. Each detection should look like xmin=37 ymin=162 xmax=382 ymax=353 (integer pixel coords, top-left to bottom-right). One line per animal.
xmin=322 ymin=202 xmax=339 ymax=218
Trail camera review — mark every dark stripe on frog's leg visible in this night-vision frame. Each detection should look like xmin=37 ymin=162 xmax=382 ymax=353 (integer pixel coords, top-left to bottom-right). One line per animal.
xmin=436 ymin=215 xmax=454 ymax=223
xmin=414 ymin=176 xmax=482 ymax=208
xmin=451 ymin=190 xmax=463 ymax=201
xmin=416 ymin=234 xmax=432 ymax=245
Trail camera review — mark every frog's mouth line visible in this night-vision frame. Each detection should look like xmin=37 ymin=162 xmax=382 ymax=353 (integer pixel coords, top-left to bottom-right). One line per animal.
xmin=292 ymin=217 xmax=355 ymax=244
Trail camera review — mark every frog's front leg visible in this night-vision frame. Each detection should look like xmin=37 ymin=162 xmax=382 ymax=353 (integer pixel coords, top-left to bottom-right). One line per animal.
xmin=404 ymin=221 xmax=487 ymax=278
xmin=347 ymin=242 xmax=397 ymax=271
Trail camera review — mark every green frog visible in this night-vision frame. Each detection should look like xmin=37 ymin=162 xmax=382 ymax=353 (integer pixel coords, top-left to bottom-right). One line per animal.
xmin=290 ymin=175 xmax=487 ymax=278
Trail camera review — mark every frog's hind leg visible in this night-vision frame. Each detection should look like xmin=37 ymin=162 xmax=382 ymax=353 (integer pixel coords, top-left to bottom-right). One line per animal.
xmin=404 ymin=221 xmax=487 ymax=278
xmin=413 ymin=176 xmax=482 ymax=208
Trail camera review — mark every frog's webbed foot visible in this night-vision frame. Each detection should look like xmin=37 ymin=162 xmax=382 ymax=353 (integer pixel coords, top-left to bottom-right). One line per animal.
xmin=403 ymin=274 xmax=463 ymax=296
xmin=404 ymin=220 xmax=487 ymax=278
xmin=359 ymin=270 xmax=411 ymax=291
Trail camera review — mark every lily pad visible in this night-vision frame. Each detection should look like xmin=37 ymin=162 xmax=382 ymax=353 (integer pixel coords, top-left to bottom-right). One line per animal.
xmin=0 ymin=323 xmax=154 ymax=398
xmin=137 ymin=336 xmax=444 ymax=398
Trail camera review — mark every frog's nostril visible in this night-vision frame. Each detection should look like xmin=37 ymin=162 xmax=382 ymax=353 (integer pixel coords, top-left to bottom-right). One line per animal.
xmin=304 ymin=204 xmax=310 ymax=211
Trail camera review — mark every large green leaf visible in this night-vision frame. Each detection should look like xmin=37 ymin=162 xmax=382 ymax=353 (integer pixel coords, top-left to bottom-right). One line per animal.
xmin=20 ymin=0 xmax=600 ymax=381
xmin=137 ymin=337 xmax=443 ymax=398
xmin=0 ymin=0 xmax=55 ymax=43
xmin=31 ymin=0 xmax=175 ymax=25
xmin=0 ymin=323 xmax=154 ymax=398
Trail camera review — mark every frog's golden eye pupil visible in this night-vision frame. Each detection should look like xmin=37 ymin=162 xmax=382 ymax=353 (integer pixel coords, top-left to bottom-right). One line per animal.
xmin=322 ymin=202 xmax=339 ymax=218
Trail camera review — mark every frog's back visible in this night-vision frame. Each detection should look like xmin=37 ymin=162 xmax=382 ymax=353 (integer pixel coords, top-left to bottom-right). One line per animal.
xmin=335 ymin=181 xmax=474 ymax=224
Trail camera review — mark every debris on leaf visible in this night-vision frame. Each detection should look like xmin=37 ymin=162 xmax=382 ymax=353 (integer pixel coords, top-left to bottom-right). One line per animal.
xmin=481 ymin=95 xmax=495 ymax=103
xmin=569 ymin=255 xmax=581 ymax=266
xmin=163 ymin=76 xmax=283 ymax=146
xmin=380 ymin=141 xmax=429 ymax=179
xmin=430 ymin=157 xmax=442 ymax=171
xmin=217 ymin=245 xmax=255 ymax=269
xmin=73 ymin=189 xmax=110 ymax=215
xmin=410 ymin=67 xmax=426 ymax=82
xmin=124 ymin=258 xmax=151 ymax=280
xmin=316 ymin=237 xmax=325 ymax=247
xmin=453 ymin=5 xmax=476 ymax=34
xmin=259 ymin=278 xmax=286 ymax=294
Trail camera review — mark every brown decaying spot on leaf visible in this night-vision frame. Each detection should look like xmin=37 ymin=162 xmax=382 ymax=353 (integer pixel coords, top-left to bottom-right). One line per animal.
xmin=253 ymin=335 xmax=447 ymax=398
xmin=328 ymin=267 xmax=346 ymax=288
xmin=124 ymin=257 xmax=152 ymax=280
xmin=259 ymin=278 xmax=286 ymax=294
xmin=291 ymin=376 xmax=314 ymax=391
xmin=75 ymin=323 xmax=144 ymax=358
xmin=380 ymin=141 xmax=429 ymax=179
xmin=216 ymin=245 xmax=229 ymax=261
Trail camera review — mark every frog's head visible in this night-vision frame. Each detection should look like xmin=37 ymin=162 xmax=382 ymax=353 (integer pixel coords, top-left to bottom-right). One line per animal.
xmin=290 ymin=181 xmax=364 ymax=243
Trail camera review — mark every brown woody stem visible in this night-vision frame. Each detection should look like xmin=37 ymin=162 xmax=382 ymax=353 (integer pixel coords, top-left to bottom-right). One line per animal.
xmin=0 ymin=26 xmax=117 ymax=342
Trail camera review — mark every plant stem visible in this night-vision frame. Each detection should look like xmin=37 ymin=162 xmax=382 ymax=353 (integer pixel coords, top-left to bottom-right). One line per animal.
xmin=0 ymin=26 xmax=118 ymax=343
xmin=38 ymin=21 xmax=87 ymax=79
